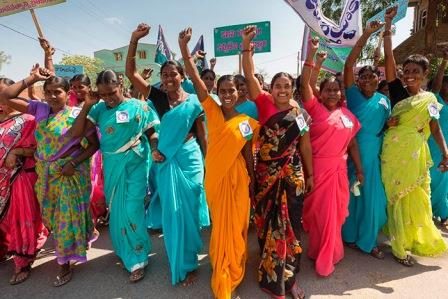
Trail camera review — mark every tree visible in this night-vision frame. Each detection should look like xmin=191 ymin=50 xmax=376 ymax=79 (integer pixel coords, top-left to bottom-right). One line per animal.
xmin=59 ymin=55 xmax=104 ymax=82
xmin=0 ymin=51 xmax=11 ymax=73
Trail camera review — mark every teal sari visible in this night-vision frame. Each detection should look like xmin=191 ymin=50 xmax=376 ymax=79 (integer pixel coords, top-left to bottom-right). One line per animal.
xmin=428 ymin=93 xmax=448 ymax=220
xmin=156 ymin=95 xmax=205 ymax=284
xmin=342 ymin=86 xmax=389 ymax=253
xmin=88 ymin=98 xmax=159 ymax=272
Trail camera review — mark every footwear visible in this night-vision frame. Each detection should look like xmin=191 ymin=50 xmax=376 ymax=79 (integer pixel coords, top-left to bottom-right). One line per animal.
xmin=53 ymin=266 xmax=73 ymax=287
xmin=370 ymin=247 xmax=385 ymax=259
xmin=9 ymin=265 xmax=31 ymax=285
xmin=129 ymin=268 xmax=145 ymax=283
xmin=345 ymin=242 xmax=359 ymax=250
xmin=393 ymin=255 xmax=415 ymax=267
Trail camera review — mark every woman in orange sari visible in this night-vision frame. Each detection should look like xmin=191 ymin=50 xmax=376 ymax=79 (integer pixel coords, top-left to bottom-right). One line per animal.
xmin=179 ymin=28 xmax=257 ymax=299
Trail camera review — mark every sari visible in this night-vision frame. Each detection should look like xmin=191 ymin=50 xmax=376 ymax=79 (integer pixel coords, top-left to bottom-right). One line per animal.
xmin=155 ymin=94 xmax=205 ymax=284
xmin=0 ymin=113 xmax=46 ymax=268
xmin=254 ymin=107 xmax=309 ymax=298
xmin=202 ymin=96 xmax=258 ymax=299
xmin=29 ymin=101 xmax=94 ymax=265
xmin=342 ymin=86 xmax=389 ymax=253
xmin=428 ymin=93 xmax=448 ymax=220
xmin=88 ymin=98 xmax=158 ymax=272
xmin=302 ymin=96 xmax=360 ymax=277
xmin=381 ymin=92 xmax=448 ymax=259
xmin=235 ymin=100 xmax=259 ymax=120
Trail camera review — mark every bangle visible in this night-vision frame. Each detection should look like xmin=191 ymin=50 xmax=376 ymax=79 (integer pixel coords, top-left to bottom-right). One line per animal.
xmin=69 ymin=160 xmax=77 ymax=167
xmin=242 ymin=49 xmax=252 ymax=53
xmin=304 ymin=62 xmax=315 ymax=68
xmin=130 ymin=40 xmax=138 ymax=45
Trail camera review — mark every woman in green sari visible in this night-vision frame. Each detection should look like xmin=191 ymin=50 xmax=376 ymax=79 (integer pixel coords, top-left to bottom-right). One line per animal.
xmin=381 ymin=7 xmax=448 ymax=266
xmin=72 ymin=70 xmax=160 ymax=282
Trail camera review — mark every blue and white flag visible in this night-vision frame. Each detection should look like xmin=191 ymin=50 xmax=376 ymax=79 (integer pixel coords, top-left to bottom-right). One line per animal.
xmin=155 ymin=25 xmax=173 ymax=65
xmin=190 ymin=35 xmax=209 ymax=72
xmin=284 ymin=0 xmax=362 ymax=47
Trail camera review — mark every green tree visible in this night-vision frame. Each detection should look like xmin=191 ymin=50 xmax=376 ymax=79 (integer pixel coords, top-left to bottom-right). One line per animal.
xmin=0 ymin=51 xmax=11 ymax=73
xmin=59 ymin=55 xmax=104 ymax=82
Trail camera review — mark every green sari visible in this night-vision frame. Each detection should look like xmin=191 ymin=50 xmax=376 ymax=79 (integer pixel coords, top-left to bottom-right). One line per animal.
xmin=381 ymin=92 xmax=447 ymax=259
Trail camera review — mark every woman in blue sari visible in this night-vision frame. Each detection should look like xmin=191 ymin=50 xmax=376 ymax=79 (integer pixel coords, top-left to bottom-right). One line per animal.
xmin=429 ymin=49 xmax=448 ymax=225
xmin=72 ymin=70 xmax=160 ymax=283
xmin=125 ymin=23 xmax=208 ymax=286
xmin=342 ymin=21 xmax=389 ymax=258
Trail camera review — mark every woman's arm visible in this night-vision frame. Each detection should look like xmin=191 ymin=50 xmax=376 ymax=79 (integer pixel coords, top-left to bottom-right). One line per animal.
xmin=27 ymin=83 xmax=42 ymax=101
xmin=242 ymin=26 xmax=263 ymax=100
xmin=348 ymin=138 xmax=364 ymax=184
xmin=299 ymin=131 xmax=314 ymax=193
xmin=344 ymin=21 xmax=384 ymax=88
xmin=178 ymin=28 xmax=209 ymax=102
xmin=430 ymin=119 xmax=448 ymax=172
xmin=242 ymin=140 xmax=256 ymax=203
xmin=431 ymin=48 xmax=448 ymax=94
xmin=70 ymin=92 xmax=98 ymax=138
xmin=38 ymin=38 xmax=55 ymax=74
xmin=300 ymin=38 xmax=319 ymax=102
xmin=383 ymin=6 xmax=398 ymax=82
xmin=311 ymin=51 xmax=327 ymax=96
xmin=209 ymin=57 xmax=216 ymax=71
xmin=0 ymin=65 xmax=51 ymax=113
xmin=61 ymin=131 xmax=99 ymax=177
xmin=125 ymin=23 xmax=152 ymax=99
xmin=194 ymin=116 xmax=208 ymax=157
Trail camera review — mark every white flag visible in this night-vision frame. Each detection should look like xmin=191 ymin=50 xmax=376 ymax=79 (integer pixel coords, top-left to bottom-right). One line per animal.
xmin=284 ymin=0 xmax=362 ymax=47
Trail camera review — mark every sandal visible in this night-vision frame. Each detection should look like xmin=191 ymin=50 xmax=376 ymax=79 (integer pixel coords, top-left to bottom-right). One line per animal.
xmin=345 ymin=242 xmax=359 ymax=250
xmin=53 ymin=266 xmax=73 ymax=287
xmin=393 ymin=255 xmax=415 ymax=267
xmin=181 ymin=270 xmax=198 ymax=287
xmin=370 ymin=247 xmax=385 ymax=260
xmin=291 ymin=284 xmax=306 ymax=299
xmin=9 ymin=265 xmax=31 ymax=285
xmin=129 ymin=268 xmax=145 ymax=283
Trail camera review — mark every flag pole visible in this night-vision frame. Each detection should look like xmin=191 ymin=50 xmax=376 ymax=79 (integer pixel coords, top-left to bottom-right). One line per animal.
xmin=30 ymin=9 xmax=44 ymax=38
xmin=238 ymin=51 xmax=242 ymax=75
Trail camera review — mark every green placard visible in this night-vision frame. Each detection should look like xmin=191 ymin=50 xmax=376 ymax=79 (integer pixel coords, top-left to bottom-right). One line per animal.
xmin=214 ymin=21 xmax=271 ymax=57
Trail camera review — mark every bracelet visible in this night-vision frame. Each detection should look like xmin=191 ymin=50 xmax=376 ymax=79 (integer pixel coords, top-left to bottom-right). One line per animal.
xmin=242 ymin=49 xmax=252 ymax=53
xmin=69 ymin=160 xmax=77 ymax=167
xmin=151 ymin=148 xmax=158 ymax=153
xmin=304 ymin=62 xmax=315 ymax=68
xmin=130 ymin=40 xmax=138 ymax=45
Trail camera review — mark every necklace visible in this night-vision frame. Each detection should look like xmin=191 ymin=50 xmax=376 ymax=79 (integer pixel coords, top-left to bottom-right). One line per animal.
xmin=168 ymin=90 xmax=186 ymax=108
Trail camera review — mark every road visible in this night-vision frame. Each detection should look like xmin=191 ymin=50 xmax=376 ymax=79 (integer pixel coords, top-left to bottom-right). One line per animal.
xmin=1 ymin=224 xmax=448 ymax=299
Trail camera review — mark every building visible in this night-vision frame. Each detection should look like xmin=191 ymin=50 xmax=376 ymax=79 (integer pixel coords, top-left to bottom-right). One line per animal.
xmin=94 ymin=43 xmax=161 ymax=84
xmin=393 ymin=0 xmax=448 ymax=63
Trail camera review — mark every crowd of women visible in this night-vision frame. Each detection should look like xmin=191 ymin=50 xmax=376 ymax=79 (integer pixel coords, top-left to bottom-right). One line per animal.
xmin=1 ymin=6 xmax=448 ymax=299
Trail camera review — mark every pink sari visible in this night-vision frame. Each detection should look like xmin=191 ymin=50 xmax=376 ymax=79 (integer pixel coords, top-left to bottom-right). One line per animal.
xmin=302 ymin=96 xmax=360 ymax=276
xmin=0 ymin=114 xmax=47 ymax=269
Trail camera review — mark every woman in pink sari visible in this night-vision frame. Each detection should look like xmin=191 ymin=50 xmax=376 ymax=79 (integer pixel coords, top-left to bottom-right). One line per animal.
xmin=0 ymin=78 xmax=46 ymax=285
xmin=300 ymin=39 xmax=363 ymax=277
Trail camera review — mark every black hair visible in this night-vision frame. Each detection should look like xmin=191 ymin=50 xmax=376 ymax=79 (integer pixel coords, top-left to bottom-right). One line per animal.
xmin=358 ymin=65 xmax=380 ymax=77
xmin=200 ymin=69 xmax=216 ymax=80
xmin=216 ymin=74 xmax=236 ymax=93
xmin=160 ymin=60 xmax=185 ymax=78
xmin=233 ymin=74 xmax=246 ymax=84
xmin=270 ymin=72 xmax=294 ymax=88
xmin=96 ymin=69 xmax=119 ymax=86
xmin=378 ymin=79 xmax=388 ymax=91
xmin=43 ymin=76 xmax=70 ymax=92
xmin=0 ymin=78 xmax=15 ymax=86
xmin=403 ymin=54 xmax=430 ymax=72
xmin=70 ymin=74 xmax=91 ymax=87
xmin=319 ymin=76 xmax=342 ymax=92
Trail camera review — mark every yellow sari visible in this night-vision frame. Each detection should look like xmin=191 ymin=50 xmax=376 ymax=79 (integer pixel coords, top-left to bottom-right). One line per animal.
xmin=381 ymin=92 xmax=447 ymax=259
xmin=202 ymin=96 xmax=258 ymax=299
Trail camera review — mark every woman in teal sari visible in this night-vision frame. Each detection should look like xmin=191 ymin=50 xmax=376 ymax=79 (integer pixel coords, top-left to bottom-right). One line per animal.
xmin=72 ymin=70 xmax=160 ymax=282
xmin=125 ymin=23 xmax=207 ymax=286
xmin=429 ymin=49 xmax=448 ymax=225
xmin=342 ymin=21 xmax=389 ymax=258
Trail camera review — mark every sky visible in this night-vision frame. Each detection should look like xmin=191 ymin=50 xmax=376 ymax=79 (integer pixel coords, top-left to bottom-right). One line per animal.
xmin=0 ymin=0 xmax=415 ymax=81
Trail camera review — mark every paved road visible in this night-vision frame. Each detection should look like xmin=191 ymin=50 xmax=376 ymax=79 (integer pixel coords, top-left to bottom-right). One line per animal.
xmin=1 ymin=224 xmax=448 ymax=299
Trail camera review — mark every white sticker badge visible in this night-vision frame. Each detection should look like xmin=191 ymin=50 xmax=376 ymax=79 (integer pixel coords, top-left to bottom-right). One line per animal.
xmin=379 ymin=98 xmax=389 ymax=109
xmin=70 ymin=107 xmax=81 ymax=119
xmin=116 ymin=111 xmax=130 ymax=123
xmin=295 ymin=114 xmax=308 ymax=132
xmin=428 ymin=103 xmax=440 ymax=119
xmin=239 ymin=120 xmax=253 ymax=139
xmin=341 ymin=115 xmax=353 ymax=128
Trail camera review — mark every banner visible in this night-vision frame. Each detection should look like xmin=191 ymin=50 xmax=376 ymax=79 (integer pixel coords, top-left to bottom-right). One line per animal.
xmin=214 ymin=21 xmax=271 ymax=57
xmin=0 ymin=0 xmax=65 ymax=17
xmin=54 ymin=64 xmax=83 ymax=79
xmin=155 ymin=25 xmax=173 ymax=65
xmin=366 ymin=0 xmax=408 ymax=30
xmin=191 ymin=35 xmax=209 ymax=72
xmin=284 ymin=0 xmax=362 ymax=47
xmin=301 ymin=26 xmax=352 ymax=74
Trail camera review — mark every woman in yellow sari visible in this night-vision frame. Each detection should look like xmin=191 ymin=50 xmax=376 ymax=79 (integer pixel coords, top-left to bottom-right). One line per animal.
xmin=179 ymin=28 xmax=258 ymax=299
xmin=381 ymin=7 xmax=448 ymax=266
